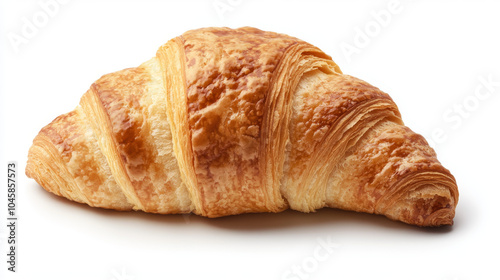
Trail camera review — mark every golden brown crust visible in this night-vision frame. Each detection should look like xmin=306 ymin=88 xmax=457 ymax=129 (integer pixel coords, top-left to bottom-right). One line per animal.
xmin=26 ymin=109 xmax=133 ymax=210
xmin=80 ymin=59 xmax=191 ymax=213
xmin=282 ymin=72 xmax=403 ymax=212
xmin=26 ymin=27 xmax=459 ymax=226
xmin=181 ymin=27 xmax=305 ymax=217
xmin=326 ymin=122 xmax=458 ymax=226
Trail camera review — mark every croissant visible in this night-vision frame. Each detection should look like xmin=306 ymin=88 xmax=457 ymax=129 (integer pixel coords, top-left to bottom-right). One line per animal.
xmin=26 ymin=27 xmax=458 ymax=227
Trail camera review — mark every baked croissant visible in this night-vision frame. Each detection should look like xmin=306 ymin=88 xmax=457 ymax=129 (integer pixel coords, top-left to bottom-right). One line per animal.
xmin=26 ymin=27 xmax=458 ymax=227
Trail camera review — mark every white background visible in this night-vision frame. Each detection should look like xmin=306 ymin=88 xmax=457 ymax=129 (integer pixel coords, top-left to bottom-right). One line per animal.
xmin=1 ymin=0 xmax=499 ymax=279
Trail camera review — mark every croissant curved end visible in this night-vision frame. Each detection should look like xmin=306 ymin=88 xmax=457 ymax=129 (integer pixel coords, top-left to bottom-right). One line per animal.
xmin=423 ymin=208 xmax=455 ymax=227
xmin=379 ymin=172 xmax=458 ymax=227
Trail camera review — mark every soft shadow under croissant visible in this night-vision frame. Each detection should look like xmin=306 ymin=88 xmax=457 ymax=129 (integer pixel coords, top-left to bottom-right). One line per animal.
xmin=26 ymin=27 xmax=458 ymax=227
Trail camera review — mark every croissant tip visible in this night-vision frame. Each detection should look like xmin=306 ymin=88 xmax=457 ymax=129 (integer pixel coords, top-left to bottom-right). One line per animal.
xmin=421 ymin=208 xmax=455 ymax=227
xmin=382 ymin=189 xmax=457 ymax=227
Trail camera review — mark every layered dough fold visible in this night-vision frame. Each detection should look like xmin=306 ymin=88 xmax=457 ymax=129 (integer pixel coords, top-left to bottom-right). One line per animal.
xmin=26 ymin=27 xmax=458 ymax=226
